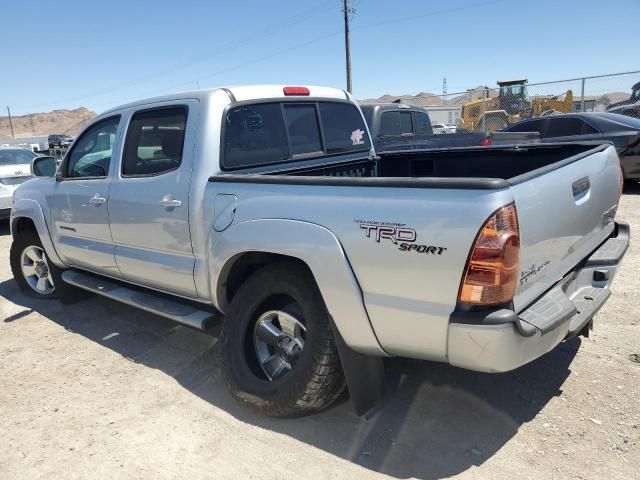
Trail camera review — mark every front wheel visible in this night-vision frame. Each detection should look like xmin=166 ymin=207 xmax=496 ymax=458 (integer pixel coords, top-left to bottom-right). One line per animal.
xmin=222 ymin=262 xmax=345 ymax=417
xmin=10 ymin=231 xmax=58 ymax=299
xmin=10 ymin=229 xmax=88 ymax=303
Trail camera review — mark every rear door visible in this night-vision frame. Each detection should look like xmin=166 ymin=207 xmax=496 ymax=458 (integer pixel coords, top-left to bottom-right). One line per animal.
xmin=510 ymin=144 xmax=622 ymax=311
xmin=108 ymin=101 xmax=199 ymax=298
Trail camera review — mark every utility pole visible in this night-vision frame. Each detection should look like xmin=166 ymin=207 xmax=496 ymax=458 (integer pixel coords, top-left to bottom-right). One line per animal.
xmin=6 ymin=106 xmax=15 ymax=138
xmin=28 ymin=113 xmax=36 ymax=136
xmin=342 ymin=0 xmax=353 ymax=94
xmin=443 ymin=77 xmax=447 ymax=101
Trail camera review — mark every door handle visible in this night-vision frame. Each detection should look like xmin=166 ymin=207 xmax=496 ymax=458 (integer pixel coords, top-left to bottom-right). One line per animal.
xmin=89 ymin=194 xmax=106 ymax=205
xmin=158 ymin=199 xmax=182 ymax=208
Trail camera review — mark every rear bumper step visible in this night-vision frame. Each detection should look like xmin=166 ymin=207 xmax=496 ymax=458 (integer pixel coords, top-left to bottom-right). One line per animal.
xmin=448 ymin=221 xmax=629 ymax=373
xmin=61 ymin=270 xmax=220 ymax=330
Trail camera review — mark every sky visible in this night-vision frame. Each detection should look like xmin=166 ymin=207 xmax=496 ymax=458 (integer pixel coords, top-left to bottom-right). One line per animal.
xmin=2 ymin=0 xmax=639 ymax=115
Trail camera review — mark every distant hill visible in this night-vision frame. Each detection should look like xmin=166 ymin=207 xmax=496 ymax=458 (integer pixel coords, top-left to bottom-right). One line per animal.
xmin=359 ymin=86 xmax=497 ymax=107
xmin=359 ymin=88 xmax=630 ymax=109
xmin=0 ymin=107 xmax=96 ymax=139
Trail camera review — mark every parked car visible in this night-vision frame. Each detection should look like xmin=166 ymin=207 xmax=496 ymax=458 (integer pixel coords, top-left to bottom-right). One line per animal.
xmin=47 ymin=134 xmax=74 ymax=150
xmin=606 ymin=81 xmax=640 ymax=119
xmin=360 ymin=103 xmax=539 ymax=152
xmin=432 ymin=123 xmax=456 ymax=134
xmin=0 ymin=147 xmax=39 ymax=219
xmin=11 ymin=85 xmax=628 ymax=418
xmin=502 ymin=112 xmax=640 ymax=180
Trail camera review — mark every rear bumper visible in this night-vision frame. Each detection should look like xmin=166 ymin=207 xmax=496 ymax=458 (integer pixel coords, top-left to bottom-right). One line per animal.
xmin=447 ymin=221 xmax=629 ymax=373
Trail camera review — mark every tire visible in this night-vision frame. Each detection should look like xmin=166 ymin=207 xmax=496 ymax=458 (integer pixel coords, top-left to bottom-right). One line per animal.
xmin=222 ymin=261 xmax=345 ymax=417
xmin=10 ymin=229 xmax=88 ymax=304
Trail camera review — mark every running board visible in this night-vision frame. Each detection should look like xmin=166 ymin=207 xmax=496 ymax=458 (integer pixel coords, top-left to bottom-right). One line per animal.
xmin=61 ymin=270 xmax=219 ymax=330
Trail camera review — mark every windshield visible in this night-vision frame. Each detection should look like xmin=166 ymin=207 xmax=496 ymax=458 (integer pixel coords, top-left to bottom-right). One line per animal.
xmin=0 ymin=149 xmax=35 ymax=166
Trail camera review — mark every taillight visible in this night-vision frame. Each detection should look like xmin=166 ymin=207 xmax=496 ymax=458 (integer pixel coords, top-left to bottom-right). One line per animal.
xmin=459 ymin=203 xmax=520 ymax=305
xmin=283 ymin=86 xmax=310 ymax=96
xmin=618 ymin=161 xmax=624 ymax=200
xmin=479 ymin=137 xmax=492 ymax=146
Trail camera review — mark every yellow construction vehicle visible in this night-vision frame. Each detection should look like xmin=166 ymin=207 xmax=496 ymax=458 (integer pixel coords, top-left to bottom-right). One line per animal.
xmin=457 ymin=79 xmax=573 ymax=132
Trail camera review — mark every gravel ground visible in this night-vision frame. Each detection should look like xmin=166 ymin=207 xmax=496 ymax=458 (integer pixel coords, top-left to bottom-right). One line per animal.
xmin=1 ymin=187 xmax=639 ymax=480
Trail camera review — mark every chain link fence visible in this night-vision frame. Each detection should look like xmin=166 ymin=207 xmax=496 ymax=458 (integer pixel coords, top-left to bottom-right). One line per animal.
xmin=417 ymin=70 xmax=640 ymax=133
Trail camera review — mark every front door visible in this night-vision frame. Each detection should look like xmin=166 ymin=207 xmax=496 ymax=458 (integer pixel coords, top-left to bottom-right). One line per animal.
xmin=108 ymin=103 xmax=198 ymax=298
xmin=49 ymin=116 xmax=122 ymax=275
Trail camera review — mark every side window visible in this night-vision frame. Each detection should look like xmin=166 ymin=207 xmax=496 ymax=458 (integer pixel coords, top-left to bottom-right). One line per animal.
xmin=399 ymin=111 xmax=412 ymax=135
xmin=505 ymin=119 xmax=544 ymax=134
xmin=122 ymin=107 xmax=187 ymax=176
xmin=581 ymin=122 xmax=598 ymax=135
xmin=412 ymin=112 xmax=433 ymax=135
xmin=545 ymin=118 xmax=584 ymax=138
xmin=66 ymin=116 xmax=120 ymax=178
xmin=283 ymin=104 xmax=322 ymax=156
xmin=380 ymin=111 xmax=401 ymax=136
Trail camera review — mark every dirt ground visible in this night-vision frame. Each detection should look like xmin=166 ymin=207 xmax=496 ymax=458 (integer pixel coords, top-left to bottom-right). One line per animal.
xmin=1 ymin=187 xmax=639 ymax=480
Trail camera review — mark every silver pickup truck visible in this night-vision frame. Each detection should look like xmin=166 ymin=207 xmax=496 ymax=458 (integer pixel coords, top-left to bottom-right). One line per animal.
xmin=10 ymin=85 xmax=629 ymax=417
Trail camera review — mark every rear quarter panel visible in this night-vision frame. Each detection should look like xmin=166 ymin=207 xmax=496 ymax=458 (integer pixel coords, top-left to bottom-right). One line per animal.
xmin=207 ymin=182 xmax=513 ymax=361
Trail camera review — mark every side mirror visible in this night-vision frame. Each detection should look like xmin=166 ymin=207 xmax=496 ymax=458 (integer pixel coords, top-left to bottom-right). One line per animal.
xmin=31 ymin=156 xmax=58 ymax=177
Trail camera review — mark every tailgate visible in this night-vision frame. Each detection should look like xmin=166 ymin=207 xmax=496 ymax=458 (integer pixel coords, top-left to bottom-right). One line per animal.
xmin=511 ymin=144 xmax=621 ymax=312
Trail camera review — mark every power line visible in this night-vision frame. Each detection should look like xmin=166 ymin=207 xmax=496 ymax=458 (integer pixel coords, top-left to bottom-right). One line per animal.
xmin=100 ymin=0 xmax=502 ymax=107
xmin=21 ymin=0 xmax=506 ymax=113
xmin=13 ymin=1 xmax=336 ymax=112
xmin=92 ymin=30 xmax=343 ymax=110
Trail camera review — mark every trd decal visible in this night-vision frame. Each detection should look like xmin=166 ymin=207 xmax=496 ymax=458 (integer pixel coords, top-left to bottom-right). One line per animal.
xmin=355 ymin=220 xmax=447 ymax=255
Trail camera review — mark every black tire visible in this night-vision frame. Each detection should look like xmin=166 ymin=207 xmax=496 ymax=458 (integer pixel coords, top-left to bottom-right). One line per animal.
xmin=10 ymin=228 xmax=88 ymax=304
xmin=222 ymin=261 xmax=345 ymax=417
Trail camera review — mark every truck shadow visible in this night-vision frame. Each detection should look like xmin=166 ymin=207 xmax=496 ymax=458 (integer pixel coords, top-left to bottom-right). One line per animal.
xmin=0 ymin=220 xmax=10 ymax=236
xmin=623 ymin=180 xmax=640 ymax=195
xmin=0 ymin=279 xmax=579 ymax=480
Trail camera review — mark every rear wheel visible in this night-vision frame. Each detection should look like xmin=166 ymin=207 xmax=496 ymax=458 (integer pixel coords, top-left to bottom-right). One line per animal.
xmin=222 ymin=262 xmax=345 ymax=417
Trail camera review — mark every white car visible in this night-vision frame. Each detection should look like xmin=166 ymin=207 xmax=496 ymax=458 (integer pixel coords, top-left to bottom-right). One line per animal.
xmin=0 ymin=148 xmax=38 ymax=219
xmin=432 ymin=123 xmax=456 ymax=134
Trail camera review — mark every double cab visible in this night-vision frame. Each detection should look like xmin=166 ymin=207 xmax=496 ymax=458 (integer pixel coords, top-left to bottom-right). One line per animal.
xmin=10 ymin=85 xmax=628 ymax=417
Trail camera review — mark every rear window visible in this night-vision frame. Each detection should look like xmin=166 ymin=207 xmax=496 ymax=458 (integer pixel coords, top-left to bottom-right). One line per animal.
xmin=0 ymin=149 xmax=35 ymax=166
xmin=379 ymin=111 xmax=413 ymax=136
xmin=223 ymin=101 xmax=370 ymax=169
xmin=412 ymin=112 xmax=433 ymax=135
xmin=545 ymin=118 xmax=585 ymax=138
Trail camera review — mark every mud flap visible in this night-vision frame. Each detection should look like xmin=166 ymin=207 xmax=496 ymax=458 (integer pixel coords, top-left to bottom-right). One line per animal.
xmin=330 ymin=318 xmax=386 ymax=417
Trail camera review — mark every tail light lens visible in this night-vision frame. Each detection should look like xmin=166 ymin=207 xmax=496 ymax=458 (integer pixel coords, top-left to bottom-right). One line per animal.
xmin=459 ymin=203 xmax=520 ymax=305
xmin=479 ymin=137 xmax=492 ymax=146
xmin=618 ymin=161 xmax=624 ymax=203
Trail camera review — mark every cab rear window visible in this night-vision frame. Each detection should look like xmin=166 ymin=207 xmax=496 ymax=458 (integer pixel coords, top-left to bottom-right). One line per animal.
xmin=222 ymin=101 xmax=370 ymax=169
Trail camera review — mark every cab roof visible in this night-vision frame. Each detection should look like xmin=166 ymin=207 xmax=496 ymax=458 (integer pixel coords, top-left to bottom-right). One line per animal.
xmin=100 ymin=85 xmax=349 ymax=116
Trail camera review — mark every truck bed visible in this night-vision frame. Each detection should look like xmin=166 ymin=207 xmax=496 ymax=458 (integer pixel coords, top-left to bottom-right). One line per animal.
xmin=215 ymin=142 xmax=605 ymax=186
xmin=212 ymin=140 xmax=621 ymax=327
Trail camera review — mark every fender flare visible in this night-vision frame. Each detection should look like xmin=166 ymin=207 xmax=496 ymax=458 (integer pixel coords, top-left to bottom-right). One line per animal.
xmin=209 ymin=219 xmax=386 ymax=357
xmin=10 ymin=198 xmax=65 ymax=268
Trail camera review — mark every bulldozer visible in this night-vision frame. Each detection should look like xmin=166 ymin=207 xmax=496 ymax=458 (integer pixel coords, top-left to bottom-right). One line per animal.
xmin=457 ymin=79 xmax=573 ymax=132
